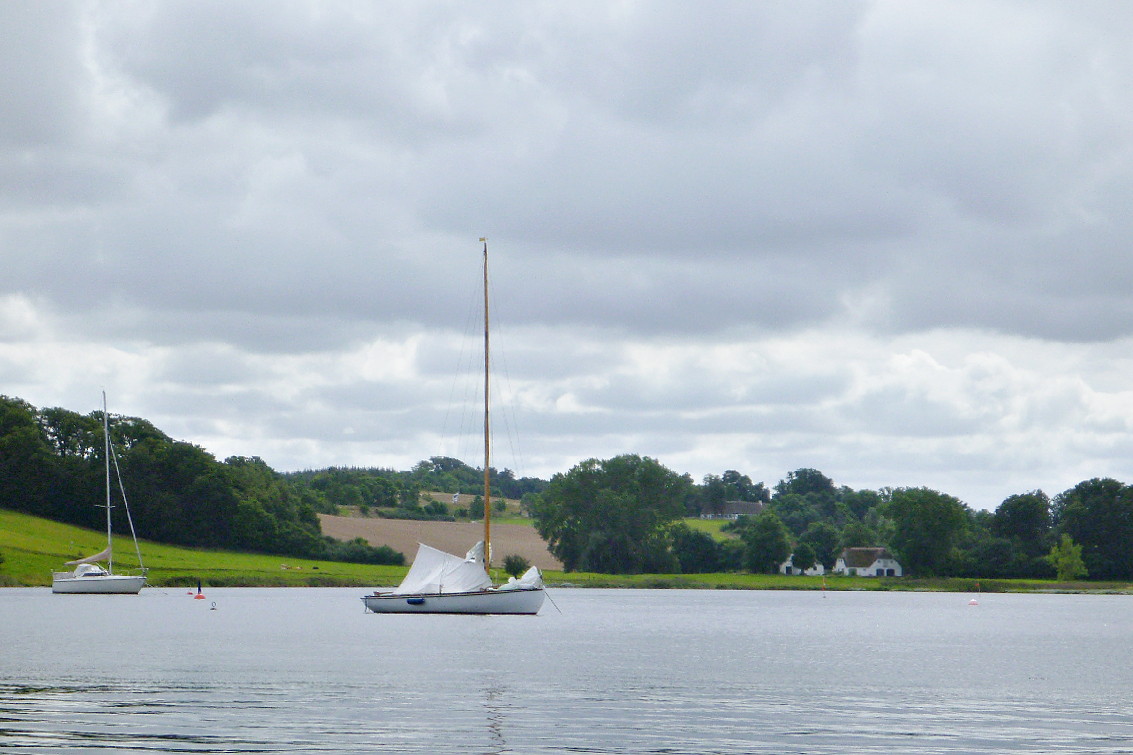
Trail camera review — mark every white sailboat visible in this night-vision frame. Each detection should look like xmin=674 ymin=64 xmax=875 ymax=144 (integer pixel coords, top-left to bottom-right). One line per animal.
xmin=362 ymin=240 xmax=546 ymax=615
xmin=52 ymin=393 xmax=147 ymax=595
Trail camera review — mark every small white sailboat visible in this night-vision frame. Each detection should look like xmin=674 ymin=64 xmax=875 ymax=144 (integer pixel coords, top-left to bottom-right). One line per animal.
xmin=52 ymin=393 xmax=147 ymax=595
xmin=363 ymin=240 xmax=545 ymax=615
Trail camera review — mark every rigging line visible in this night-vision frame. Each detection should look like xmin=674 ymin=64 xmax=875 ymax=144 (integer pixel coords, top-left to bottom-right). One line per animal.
xmin=491 ymin=338 xmax=527 ymax=480
xmin=108 ymin=434 xmax=145 ymax=572
xmin=439 ymin=258 xmax=484 ymax=468
xmin=484 ymin=270 xmax=529 ymax=481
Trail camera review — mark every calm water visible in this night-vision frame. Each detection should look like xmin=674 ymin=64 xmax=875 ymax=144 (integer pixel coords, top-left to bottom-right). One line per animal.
xmin=2 ymin=587 xmax=1132 ymax=753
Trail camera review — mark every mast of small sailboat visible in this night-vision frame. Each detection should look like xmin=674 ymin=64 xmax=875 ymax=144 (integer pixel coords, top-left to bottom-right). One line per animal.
xmin=481 ymin=238 xmax=492 ymax=568
xmin=102 ymin=391 xmax=113 ymax=574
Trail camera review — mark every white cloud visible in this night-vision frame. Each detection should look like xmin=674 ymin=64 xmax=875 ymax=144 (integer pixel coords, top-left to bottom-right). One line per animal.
xmin=3 ymin=1 xmax=1133 ymax=510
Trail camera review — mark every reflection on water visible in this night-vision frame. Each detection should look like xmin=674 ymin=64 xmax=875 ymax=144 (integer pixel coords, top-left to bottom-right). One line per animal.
xmin=1 ymin=683 xmax=259 ymax=752
xmin=483 ymin=684 xmax=508 ymax=755
xmin=2 ymin=588 xmax=1133 ymax=753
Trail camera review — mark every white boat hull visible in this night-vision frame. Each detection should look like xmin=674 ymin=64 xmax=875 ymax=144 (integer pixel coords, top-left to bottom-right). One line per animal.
xmin=362 ymin=587 xmax=545 ymax=615
xmin=51 ymin=573 xmax=146 ymax=594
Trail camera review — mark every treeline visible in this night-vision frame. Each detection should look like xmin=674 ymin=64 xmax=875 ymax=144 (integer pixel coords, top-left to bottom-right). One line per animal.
xmin=731 ymin=469 xmax=1131 ymax=580
xmin=530 ymin=456 xmax=1132 ymax=580
xmin=284 ymin=456 xmax=548 ymax=519
xmin=0 ymin=396 xmax=402 ymax=565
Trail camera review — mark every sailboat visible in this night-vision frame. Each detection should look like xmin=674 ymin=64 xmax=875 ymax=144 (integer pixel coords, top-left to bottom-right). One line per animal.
xmin=362 ymin=240 xmax=546 ymax=615
xmin=52 ymin=393 xmax=147 ymax=595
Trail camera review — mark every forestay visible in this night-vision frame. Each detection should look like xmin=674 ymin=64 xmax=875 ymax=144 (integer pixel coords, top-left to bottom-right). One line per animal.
xmin=393 ymin=542 xmax=493 ymax=595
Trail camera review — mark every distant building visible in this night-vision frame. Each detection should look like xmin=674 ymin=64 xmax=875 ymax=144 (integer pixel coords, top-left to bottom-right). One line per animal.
xmin=833 ymin=547 xmax=903 ymax=577
xmin=700 ymin=500 xmax=765 ymax=519
xmin=779 ymin=554 xmax=825 ymax=576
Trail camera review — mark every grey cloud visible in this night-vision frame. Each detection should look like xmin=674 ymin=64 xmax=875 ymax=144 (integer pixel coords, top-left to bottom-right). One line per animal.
xmin=5 ymin=1 xmax=1133 ymax=507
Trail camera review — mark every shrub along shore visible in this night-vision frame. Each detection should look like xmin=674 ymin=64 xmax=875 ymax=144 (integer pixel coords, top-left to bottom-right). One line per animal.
xmin=2 ymin=509 xmax=1128 ymax=592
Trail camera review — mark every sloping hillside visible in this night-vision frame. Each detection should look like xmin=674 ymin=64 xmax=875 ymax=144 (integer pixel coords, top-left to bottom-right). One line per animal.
xmin=317 ymin=515 xmax=562 ymax=570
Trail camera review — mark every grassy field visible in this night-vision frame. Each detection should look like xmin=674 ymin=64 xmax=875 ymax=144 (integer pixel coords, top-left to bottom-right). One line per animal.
xmin=682 ymin=517 xmax=734 ymax=539
xmin=3 ymin=508 xmax=1128 ymax=593
xmin=0 ymin=509 xmax=405 ymax=588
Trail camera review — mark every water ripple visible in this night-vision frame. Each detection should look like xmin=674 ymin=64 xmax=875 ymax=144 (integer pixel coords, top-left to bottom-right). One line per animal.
xmin=4 ymin=589 xmax=1133 ymax=753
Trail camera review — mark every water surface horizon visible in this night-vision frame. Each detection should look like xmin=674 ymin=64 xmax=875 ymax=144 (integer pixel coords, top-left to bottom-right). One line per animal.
xmin=3 ymin=587 xmax=1131 ymax=753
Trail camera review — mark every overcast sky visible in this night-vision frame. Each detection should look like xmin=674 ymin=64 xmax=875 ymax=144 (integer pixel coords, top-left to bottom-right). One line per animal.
xmin=3 ymin=1 xmax=1133 ymax=510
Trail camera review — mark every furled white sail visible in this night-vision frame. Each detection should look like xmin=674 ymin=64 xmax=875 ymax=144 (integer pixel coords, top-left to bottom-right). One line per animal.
xmin=496 ymin=566 xmax=545 ymax=591
xmin=392 ymin=542 xmax=493 ymax=595
xmin=65 ymin=546 xmax=111 ymax=566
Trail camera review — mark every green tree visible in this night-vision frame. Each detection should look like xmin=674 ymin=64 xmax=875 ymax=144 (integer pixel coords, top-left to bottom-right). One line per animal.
xmin=1046 ymin=534 xmax=1088 ymax=581
xmin=886 ymin=487 xmax=968 ymax=576
xmin=670 ymin=522 xmax=721 ymax=573
xmin=1053 ymin=478 xmax=1133 ymax=579
xmin=768 ymin=492 xmax=818 ymax=537
xmin=775 ymin=468 xmax=836 ymax=499
xmin=532 ymin=454 xmax=691 ymax=573
xmin=429 ymin=500 xmax=451 ymax=517
xmin=841 ymin=488 xmax=882 ymax=521
xmin=719 ymin=538 xmax=746 ymax=571
xmin=398 ymin=481 xmax=421 ymax=508
xmin=993 ymin=491 xmax=1052 ymax=557
xmin=502 ymin=554 xmax=531 ymax=578
xmin=800 ymin=521 xmax=840 ymax=569
xmin=738 ymin=510 xmax=792 ymax=574
xmin=701 ymin=474 xmax=728 ymax=517
xmin=721 ymin=470 xmax=768 ymax=504
xmin=36 ymin=406 xmax=101 ymax=459
xmin=0 ymin=396 xmax=57 ymax=519
xmin=840 ymin=520 xmax=877 ymax=549
xmin=947 ymin=528 xmax=1023 ymax=579
xmin=519 ymin=492 xmax=540 ymax=517
xmin=791 ymin=542 xmax=817 ymax=573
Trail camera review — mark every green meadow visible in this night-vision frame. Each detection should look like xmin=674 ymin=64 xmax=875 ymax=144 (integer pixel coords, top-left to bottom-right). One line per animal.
xmin=681 ymin=517 xmax=731 ymax=538
xmin=0 ymin=509 xmax=403 ymax=588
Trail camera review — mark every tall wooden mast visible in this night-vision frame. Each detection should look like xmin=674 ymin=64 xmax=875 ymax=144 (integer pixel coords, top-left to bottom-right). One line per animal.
xmin=481 ymin=238 xmax=492 ymax=567
xmin=103 ymin=391 xmax=113 ymax=573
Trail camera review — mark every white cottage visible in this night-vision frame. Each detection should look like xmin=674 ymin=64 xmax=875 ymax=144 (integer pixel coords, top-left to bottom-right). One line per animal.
xmin=832 ymin=547 xmax=902 ymax=577
xmin=779 ymin=554 xmax=825 ymax=576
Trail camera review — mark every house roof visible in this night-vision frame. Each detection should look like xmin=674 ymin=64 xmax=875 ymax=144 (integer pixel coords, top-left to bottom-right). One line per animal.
xmin=839 ymin=547 xmax=895 ymax=568
xmin=722 ymin=500 xmax=764 ymax=516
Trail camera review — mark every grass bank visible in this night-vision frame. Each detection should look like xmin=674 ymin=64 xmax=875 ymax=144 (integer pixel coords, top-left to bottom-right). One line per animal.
xmin=0 ymin=509 xmax=403 ymax=588
xmin=545 ymin=571 xmax=1131 ymax=593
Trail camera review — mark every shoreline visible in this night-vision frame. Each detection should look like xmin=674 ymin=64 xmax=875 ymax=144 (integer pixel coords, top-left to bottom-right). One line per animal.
xmin=4 ymin=573 xmax=1129 ymax=594
xmin=4 ymin=510 xmax=1130 ymax=594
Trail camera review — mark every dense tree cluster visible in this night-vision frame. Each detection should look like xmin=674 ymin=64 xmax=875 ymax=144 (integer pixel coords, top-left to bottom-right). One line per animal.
xmin=284 ymin=456 xmax=547 ymax=519
xmin=532 ymin=454 xmax=691 ymax=573
xmin=0 ymin=396 xmax=402 ymax=565
xmin=529 ymin=455 xmax=1132 ymax=580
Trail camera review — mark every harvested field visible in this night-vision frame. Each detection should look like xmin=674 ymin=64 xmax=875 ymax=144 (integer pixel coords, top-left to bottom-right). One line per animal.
xmin=318 ymin=514 xmax=563 ymax=571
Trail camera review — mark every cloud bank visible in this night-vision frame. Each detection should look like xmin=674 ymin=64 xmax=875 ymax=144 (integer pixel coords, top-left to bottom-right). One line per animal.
xmin=3 ymin=1 xmax=1133 ymax=508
